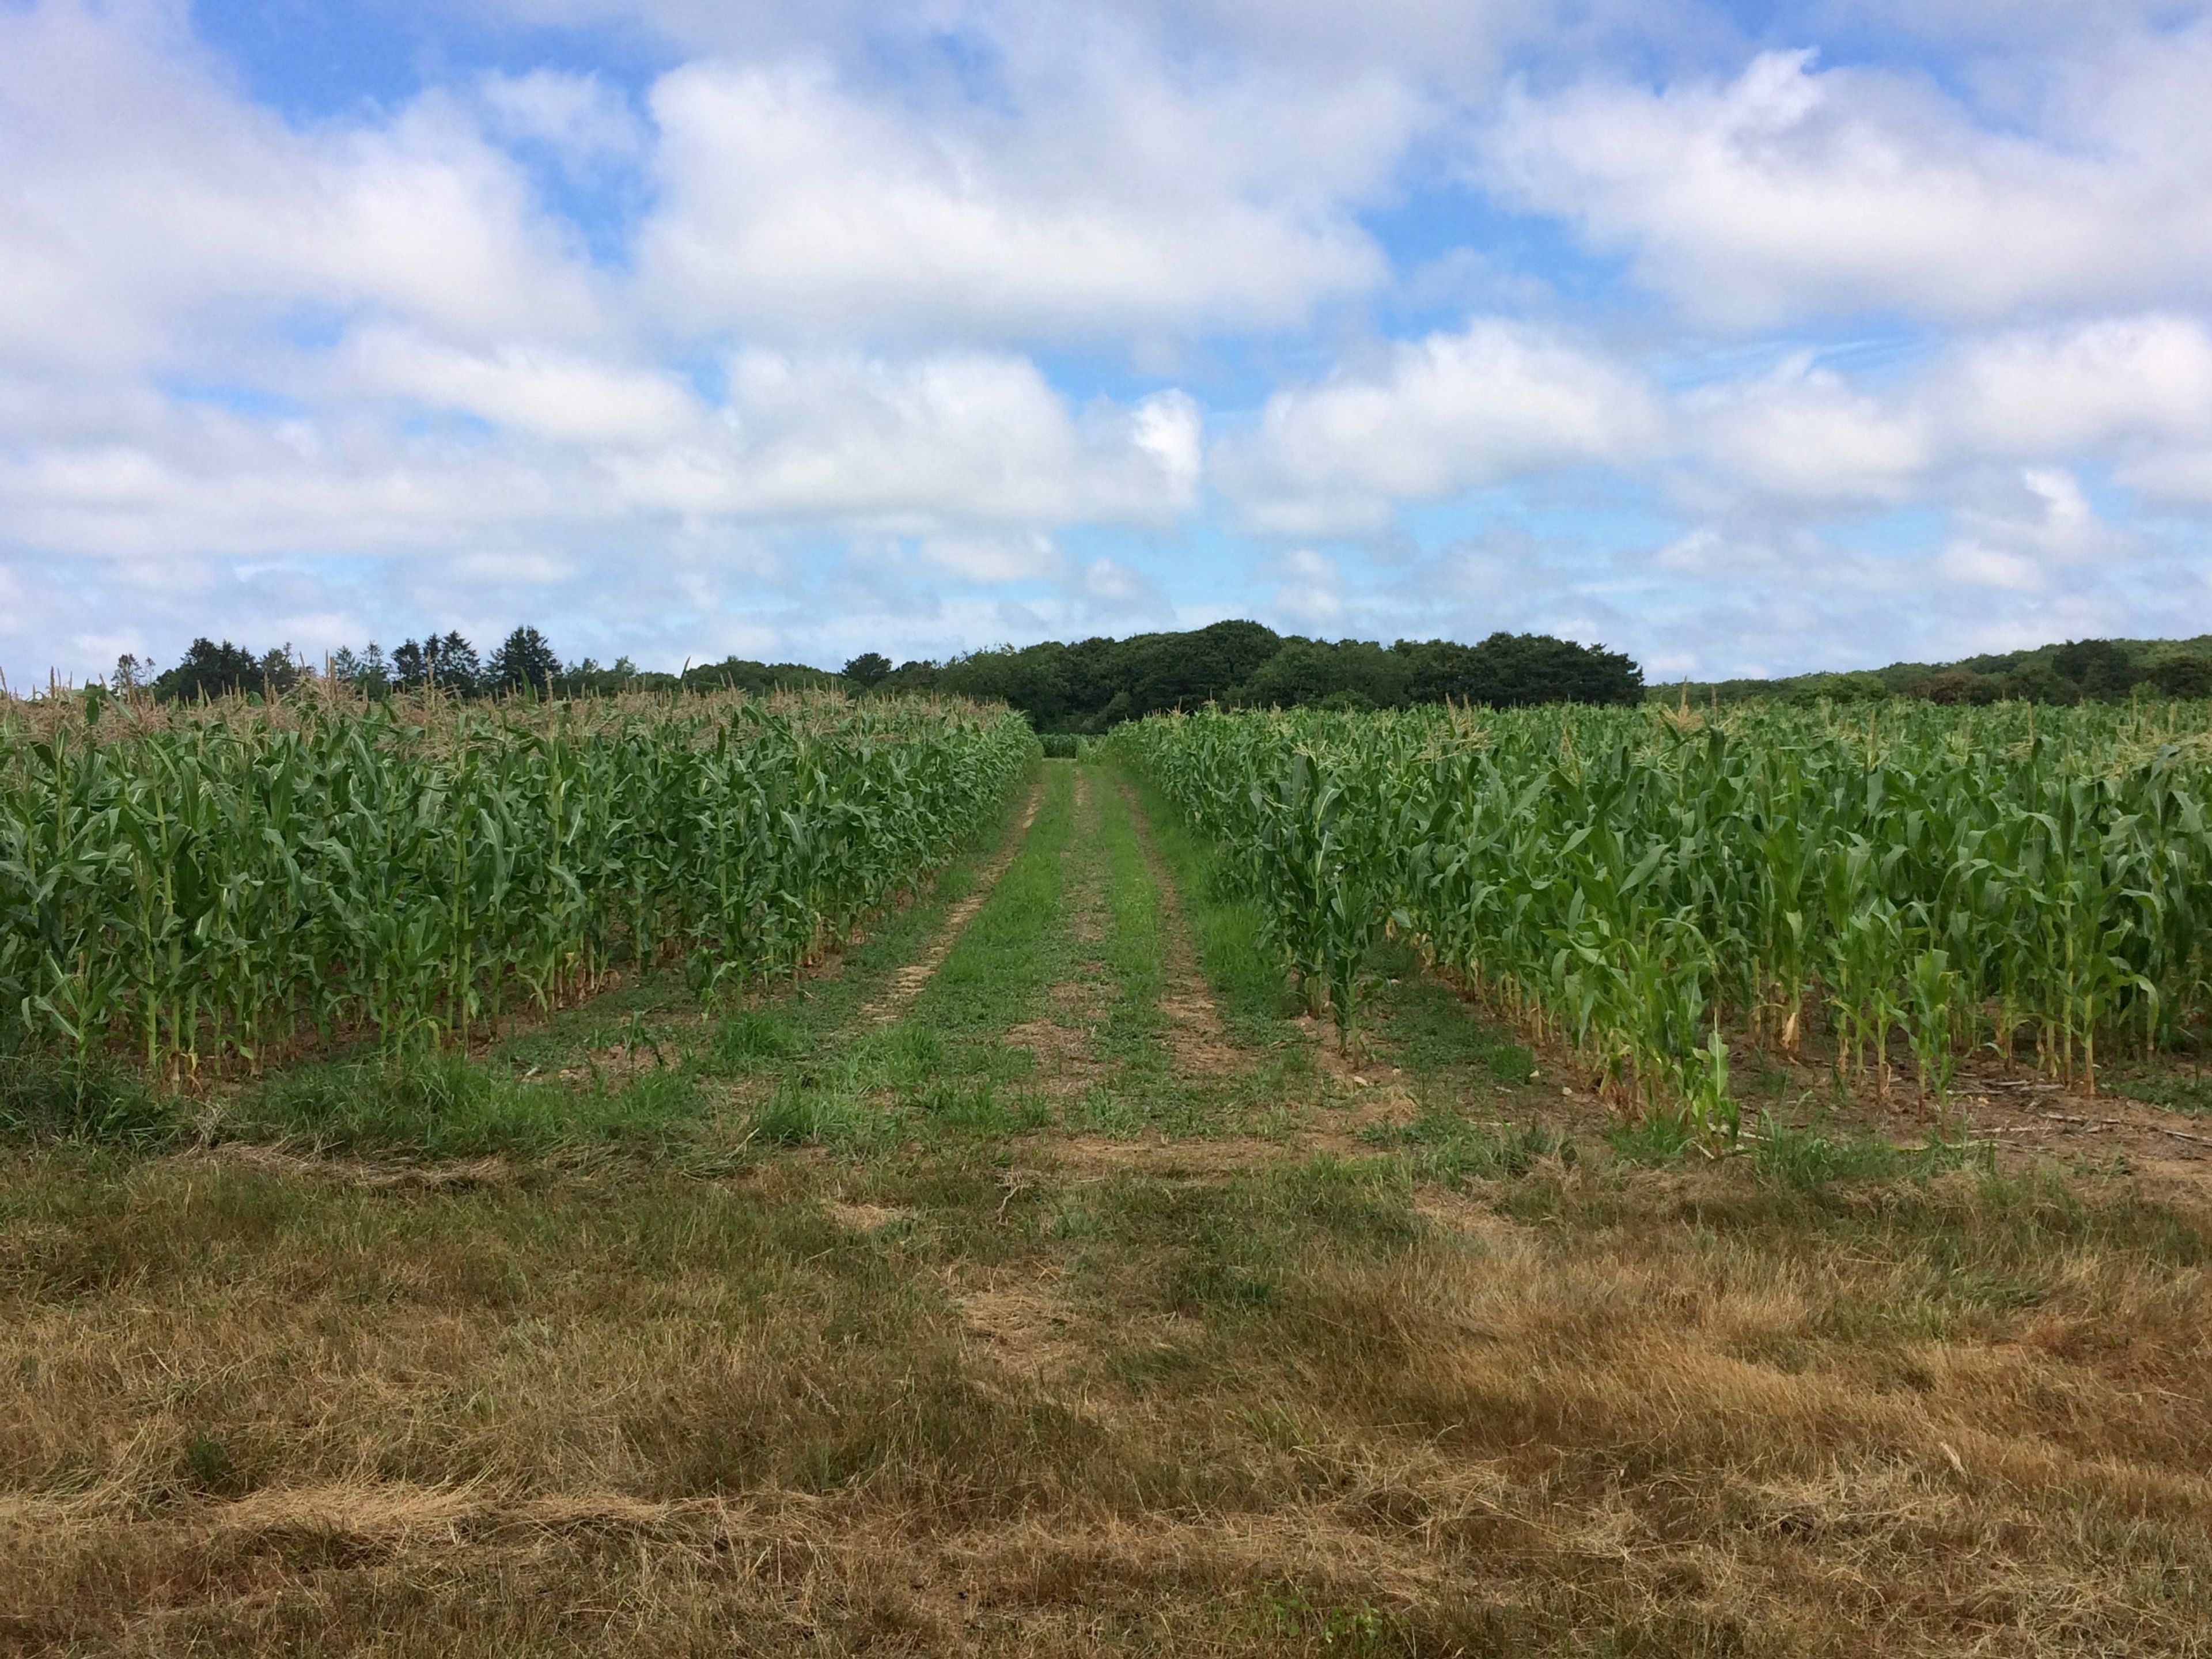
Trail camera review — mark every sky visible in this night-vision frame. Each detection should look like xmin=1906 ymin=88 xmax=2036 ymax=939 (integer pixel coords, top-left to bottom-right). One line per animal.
xmin=6 ymin=0 xmax=2212 ymax=685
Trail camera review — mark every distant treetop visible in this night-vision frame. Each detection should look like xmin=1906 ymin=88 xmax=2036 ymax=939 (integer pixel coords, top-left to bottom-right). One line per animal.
xmin=842 ymin=651 xmax=893 ymax=689
xmin=876 ymin=622 xmax=1643 ymax=732
xmin=116 ymin=618 xmax=1648 ymax=725
xmin=1658 ymin=634 xmax=2212 ymax=708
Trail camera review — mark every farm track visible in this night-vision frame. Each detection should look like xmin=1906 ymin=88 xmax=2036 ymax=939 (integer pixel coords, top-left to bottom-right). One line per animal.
xmin=9 ymin=757 xmax=2212 ymax=1655
xmin=1109 ymin=772 xmax=1245 ymax=1078
xmin=862 ymin=774 xmax=1045 ymax=1025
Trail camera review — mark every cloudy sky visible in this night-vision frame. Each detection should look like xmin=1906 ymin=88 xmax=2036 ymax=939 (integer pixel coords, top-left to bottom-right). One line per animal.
xmin=6 ymin=0 xmax=2212 ymax=685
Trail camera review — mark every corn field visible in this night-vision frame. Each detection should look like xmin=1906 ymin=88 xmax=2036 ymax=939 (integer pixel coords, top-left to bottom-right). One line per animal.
xmin=0 ymin=688 xmax=1033 ymax=1078
xmin=1112 ymin=700 xmax=2212 ymax=1123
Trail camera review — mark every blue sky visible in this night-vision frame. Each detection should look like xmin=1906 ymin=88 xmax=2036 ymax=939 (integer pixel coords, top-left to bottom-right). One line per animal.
xmin=5 ymin=0 xmax=2212 ymax=685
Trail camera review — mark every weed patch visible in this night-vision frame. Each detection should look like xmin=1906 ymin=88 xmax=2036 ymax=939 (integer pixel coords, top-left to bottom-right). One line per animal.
xmin=0 ymin=1054 xmax=176 ymax=1147
xmin=226 ymin=1047 xmax=702 ymax=1158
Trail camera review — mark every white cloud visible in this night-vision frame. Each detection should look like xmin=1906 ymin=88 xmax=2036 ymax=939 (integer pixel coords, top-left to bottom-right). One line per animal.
xmin=0 ymin=347 xmax=1200 ymax=559
xmin=478 ymin=67 xmax=645 ymax=165
xmin=1945 ymin=466 xmax=2131 ymax=575
xmin=1073 ymin=556 xmax=1173 ymax=628
xmin=1684 ymin=353 xmax=1929 ymax=504
xmin=1653 ymin=526 xmax=1793 ymax=575
xmin=1483 ymin=40 xmax=2212 ymax=326
xmin=1267 ymin=547 xmax=1346 ymax=630
xmin=918 ymin=533 xmax=1068 ymax=582
xmin=1937 ymin=539 xmax=2045 ymax=591
xmin=2122 ymin=448 xmax=2212 ymax=504
xmin=1130 ymin=391 xmax=1203 ymax=496
xmin=609 ymin=349 xmax=1199 ymax=526
xmin=1685 ymin=316 xmax=2212 ymax=509
xmin=1219 ymin=319 xmax=1662 ymax=532
xmin=637 ymin=58 xmax=1399 ymax=342
xmin=337 ymin=328 xmax=704 ymax=446
xmin=0 ymin=2 xmax=605 ymax=377
xmin=1936 ymin=315 xmax=2212 ymax=456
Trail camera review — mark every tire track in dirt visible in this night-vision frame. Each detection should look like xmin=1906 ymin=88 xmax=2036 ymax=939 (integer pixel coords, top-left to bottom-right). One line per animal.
xmin=865 ymin=775 xmax=1046 ymax=1025
xmin=1003 ymin=768 xmax=1110 ymax=1093
xmin=1109 ymin=774 xmax=1247 ymax=1077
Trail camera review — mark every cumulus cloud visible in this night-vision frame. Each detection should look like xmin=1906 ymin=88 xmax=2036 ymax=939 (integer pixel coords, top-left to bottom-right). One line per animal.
xmin=1482 ymin=41 xmax=2212 ymax=326
xmin=1267 ymin=547 xmax=1346 ymax=630
xmin=1938 ymin=467 xmax=2133 ymax=591
xmin=336 ymin=329 xmax=705 ymax=446
xmin=1218 ymin=319 xmax=1663 ymax=533
xmin=1683 ymin=354 xmax=1930 ymax=505
xmin=918 ymin=534 xmax=1069 ymax=583
xmin=1681 ymin=315 xmax=2212 ymax=512
xmin=5 ymin=0 xmax=2212 ymax=687
xmin=478 ymin=68 xmax=645 ymax=166
xmin=0 ymin=347 xmax=1200 ymax=560
xmin=604 ymin=350 xmax=1201 ymax=526
xmin=1936 ymin=315 xmax=2212 ymax=458
xmin=637 ymin=56 xmax=1401 ymax=341
xmin=0 ymin=1 xmax=606 ymax=377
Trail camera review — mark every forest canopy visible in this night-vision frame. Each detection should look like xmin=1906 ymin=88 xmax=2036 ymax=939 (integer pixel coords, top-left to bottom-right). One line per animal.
xmin=112 ymin=621 xmax=1643 ymax=730
xmin=880 ymin=623 xmax=1645 ymax=733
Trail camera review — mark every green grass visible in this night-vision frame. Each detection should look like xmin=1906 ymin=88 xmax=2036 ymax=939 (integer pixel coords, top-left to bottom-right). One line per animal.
xmin=1093 ymin=766 xmax=1168 ymax=1046
xmin=1359 ymin=939 xmax=1537 ymax=1083
xmin=0 ymin=1054 xmax=176 ymax=1147
xmin=221 ymin=1047 xmax=706 ymax=1159
xmin=1113 ymin=765 xmax=1289 ymax=1036
xmin=714 ymin=1007 xmax=805 ymax=1070
xmin=1748 ymin=1114 xmax=1981 ymax=1190
xmin=749 ymin=1083 xmax=887 ymax=1150
xmin=501 ymin=760 xmax=1046 ymax=1082
xmin=909 ymin=762 xmax=1076 ymax=1036
xmin=2107 ymin=1069 xmax=2212 ymax=1115
xmin=1082 ymin=1156 xmax=1421 ymax=1321
xmin=1602 ymin=1108 xmax=1707 ymax=1164
xmin=1361 ymin=1102 xmax=1571 ymax=1183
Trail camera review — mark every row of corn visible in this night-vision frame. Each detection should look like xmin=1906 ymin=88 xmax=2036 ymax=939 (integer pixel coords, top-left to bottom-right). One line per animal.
xmin=1111 ymin=700 xmax=2212 ymax=1124
xmin=1 ymin=689 xmax=1034 ymax=1078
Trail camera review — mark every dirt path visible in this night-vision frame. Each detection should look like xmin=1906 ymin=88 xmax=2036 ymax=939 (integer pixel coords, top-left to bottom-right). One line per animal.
xmin=863 ymin=775 xmax=1045 ymax=1025
xmin=1003 ymin=769 xmax=1109 ymax=1093
xmin=1108 ymin=772 xmax=1245 ymax=1076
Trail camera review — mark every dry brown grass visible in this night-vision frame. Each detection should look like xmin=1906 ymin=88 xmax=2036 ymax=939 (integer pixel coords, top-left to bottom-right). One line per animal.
xmin=5 ymin=1143 xmax=2209 ymax=1656
xmin=8 ymin=764 xmax=2212 ymax=1654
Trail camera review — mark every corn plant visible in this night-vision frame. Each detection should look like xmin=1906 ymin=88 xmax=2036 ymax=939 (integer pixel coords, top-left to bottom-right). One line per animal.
xmin=1112 ymin=698 xmax=2212 ymax=1129
xmin=0 ymin=687 xmax=1033 ymax=1080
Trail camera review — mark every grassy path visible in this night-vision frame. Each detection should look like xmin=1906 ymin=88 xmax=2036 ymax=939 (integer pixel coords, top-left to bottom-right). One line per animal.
xmin=864 ymin=775 xmax=1048 ymax=1027
xmin=5 ymin=759 xmax=2212 ymax=1655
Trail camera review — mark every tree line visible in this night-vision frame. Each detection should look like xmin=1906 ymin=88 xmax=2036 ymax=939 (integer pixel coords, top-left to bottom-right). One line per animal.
xmin=112 ymin=629 xmax=842 ymax=704
xmin=1665 ymin=636 xmax=2212 ymax=707
xmin=853 ymin=623 xmax=1645 ymax=733
xmin=116 ymin=623 xmax=2212 ymax=723
xmin=107 ymin=620 xmax=1646 ymax=726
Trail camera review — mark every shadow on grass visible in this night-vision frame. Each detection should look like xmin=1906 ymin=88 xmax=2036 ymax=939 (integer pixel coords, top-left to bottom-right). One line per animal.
xmin=1363 ymin=1103 xmax=1571 ymax=1183
xmin=1747 ymin=1114 xmax=1983 ymax=1190
xmin=0 ymin=1053 xmax=177 ymax=1148
xmin=224 ymin=1047 xmax=703 ymax=1160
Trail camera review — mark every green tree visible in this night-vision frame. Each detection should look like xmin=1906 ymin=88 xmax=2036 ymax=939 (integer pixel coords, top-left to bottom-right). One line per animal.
xmin=489 ymin=626 xmax=563 ymax=695
xmin=2051 ymin=638 xmax=2139 ymax=700
xmin=841 ymin=651 xmax=893 ymax=689
xmin=330 ymin=643 xmax=393 ymax=696
xmin=2150 ymin=657 xmax=2212 ymax=698
xmin=153 ymin=639 xmax=297 ymax=702
xmin=392 ymin=632 xmax=482 ymax=695
xmin=1400 ymin=632 xmax=1643 ymax=708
